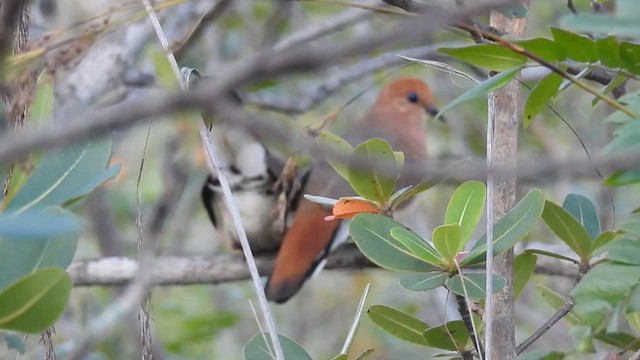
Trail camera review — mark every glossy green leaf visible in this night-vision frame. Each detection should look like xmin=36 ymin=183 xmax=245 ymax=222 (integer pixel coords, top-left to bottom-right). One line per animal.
xmin=523 ymin=72 xmax=563 ymax=128
xmin=367 ymin=305 xmax=429 ymax=346
xmin=390 ymin=227 xmax=442 ymax=266
xmin=444 ymin=181 xmax=486 ymax=247
xmin=440 ymin=45 xmax=526 ymax=71
xmin=572 ymin=263 xmax=640 ymax=325
xmin=513 ymin=252 xmax=536 ymax=300
xmin=243 ymin=333 xmax=312 ymax=360
xmin=620 ymin=42 xmax=640 ymax=75
xmin=422 ymin=321 xmax=469 ymax=351
xmin=431 ymin=224 xmax=462 ymax=265
xmin=0 ymin=268 xmax=71 ymax=333
xmin=591 ymin=231 xmax=618 ymax=253
xmin=517 ymin=350 xmax=565 ymax=360
xmin=461 ymin=189 xmax=544 ymax=266
xmin=446 ymin=272 xmax=506 ymax=299
xmin=5 ymin=137 xmax=116 ymax=213
xmin=0 ymin=209 xmax=78 ymax=240
xmin=348 ymin=139 xmax=400 ymax=203
xmin=400 ymin=272 xmax=448 ymax=292
xmin=595 ymin=36 xmax=622 ymax=68
xmin=562 ymin=194 xmax=600 ymax=240
xmin=604 ymin=239 xmax=640 ymax=265
xmin=317 ymin=131 xmax=354 ymax=182
xmin=349 ymin=214 xmax=435 ymax=272
xmin=537 ymin=285 xmax=581 ymax=325
xmin=0 ymin=211 xmax=78 ymax=291
xmin=435 ymin=67 xmax=521 ymax=120
xmin=550 ymin=27 xmax=597 ymax=63
xmin=605 ymin=170 xmax=640 ymax=186
xmin=541 ymin=200 xmax=592 ymax=261
xmin=594 ymin=331 xmax=640 ymax=352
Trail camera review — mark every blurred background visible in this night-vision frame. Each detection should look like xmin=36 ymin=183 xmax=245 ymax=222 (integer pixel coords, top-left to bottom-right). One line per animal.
xmin=3 ymin=0 xmax=634 ymax=359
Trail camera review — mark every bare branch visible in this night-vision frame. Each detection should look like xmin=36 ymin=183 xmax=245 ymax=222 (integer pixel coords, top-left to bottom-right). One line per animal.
xmin=67 ymin=244 xmax=576 ymax=287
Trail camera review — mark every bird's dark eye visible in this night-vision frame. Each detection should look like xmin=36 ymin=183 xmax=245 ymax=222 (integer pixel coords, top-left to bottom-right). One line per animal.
xmin=407 ymin=91 xmax=419 ymax=103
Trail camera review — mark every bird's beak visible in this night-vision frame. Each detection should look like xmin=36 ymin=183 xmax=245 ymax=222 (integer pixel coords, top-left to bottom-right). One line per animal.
xmin=426 ymin=106 xmax=445 ymax=122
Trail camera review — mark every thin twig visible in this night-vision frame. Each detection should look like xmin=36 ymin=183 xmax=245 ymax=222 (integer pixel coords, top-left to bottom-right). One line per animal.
xmin=140 ymin=1 xmax=286 ymax=358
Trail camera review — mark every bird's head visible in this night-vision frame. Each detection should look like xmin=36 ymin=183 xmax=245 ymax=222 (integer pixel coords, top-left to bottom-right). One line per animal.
xmin=375 ymin=77 xmax=442 ymax=120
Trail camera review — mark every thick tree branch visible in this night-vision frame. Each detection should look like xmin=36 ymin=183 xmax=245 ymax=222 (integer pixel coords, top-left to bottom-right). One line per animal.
xmin=68 ymin=244 xmax=576 ymax=287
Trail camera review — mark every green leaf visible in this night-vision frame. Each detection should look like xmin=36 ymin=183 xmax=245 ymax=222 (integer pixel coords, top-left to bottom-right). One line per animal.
xmin=348 ymin=139 xmax=400 ymax=203
xmin=591 ymin=231 xmax=618 ymax=253
xmin=445 ymin=272 xmax=506 ymax=299
xmin=390 ymin=227 xmax=442 ymax=266
xmin=537 ymin=285 xmax=581 ymax=325
xmin=389 ymin=181 xmax=436 ymax=208
xmin=422 ymin=321 xmax=469 ymax=351
xmin=627 ymin=284 xmax=640 ymax=313
xmin=550 ymin=27 xmax=597 ymax=63
xmin=605 ymin=170 xmax=640 ymax=186
xmin=461 ymin=189 xmax=544 ymax=266
xmin=517 ymin=350 xmax=565 ymax=360
xmin=0 ymin=268 xmax=71 ymax=333
xmin=0 ymin=212 xmax=78 ymax=291
xmin=444 ymin=181 xmax=486 ymax=248
xmin=432 ymin=224 xmax=462 ymax=265
xmin=592 ymin=75 xmax=626 ymax=107
xmin=620 ymin=42 xmax=640 ymax=75
xmin=605 ymin=91 xmax=640 ymax=124
xmin=594 ymin=330 xmax=640 ymax=352
xmin=604 ymin=239 xmax=640 ymax=265
xmin=439 ymin=45 xmax=526 ymax=71
xmin=349 ymin=214 xmax=435 ymax=272
xmin=541 ymin=200 xmax=592 ymax=261
xmin=367 ymin=305 xmax=429 ymax=346
xmin=626 ymin=310 xmax=640 ymax=334
xmin=570 ymin=325 xmax=595 ymax=353
xmin=5 ymin=137 xmax=116 ymax=213
xmin=523 ymin=72 xmax=563 ymax=128
xmin=243 ymin=333 xmax=312 ymax=360
xmin=331 ymin=355 xmax=348 ymax=360
xmin=400 ymin=272 xmax=448 ymax=292
xmin=0 ymin=209 xmax=78 ymax=240
xmin=572 ymin=263 xmax=640 ymax=325
xmin=435 ymin=67 xmax=521 ymax=120
xmin=513 ymin=252 xmax=536 ymax=300
xmin=517 ymin=38 xmax=566 ymax=63
xmin=317 ymin=131 xmax=354 ymax=182
xmin=603 ymin=121 xmax=640 ymax=155
xmin=595 ymin=36 xmax=622 ymax=68
xmin=562 ymin=194 xmax=600 ymax=240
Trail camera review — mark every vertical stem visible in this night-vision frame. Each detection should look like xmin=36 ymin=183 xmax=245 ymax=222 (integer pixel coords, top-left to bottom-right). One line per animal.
xmin=486 ymin=2 xmax=530 ymax=359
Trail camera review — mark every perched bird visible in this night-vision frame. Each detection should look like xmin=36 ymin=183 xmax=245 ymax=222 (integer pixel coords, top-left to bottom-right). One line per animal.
xmin=200 ymin=89 xmax=309 ymax=254
xmin=201 ymin=133 xmax=308 ymax=253
xmin=265 ymin=77 xmax=440 ymax=303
